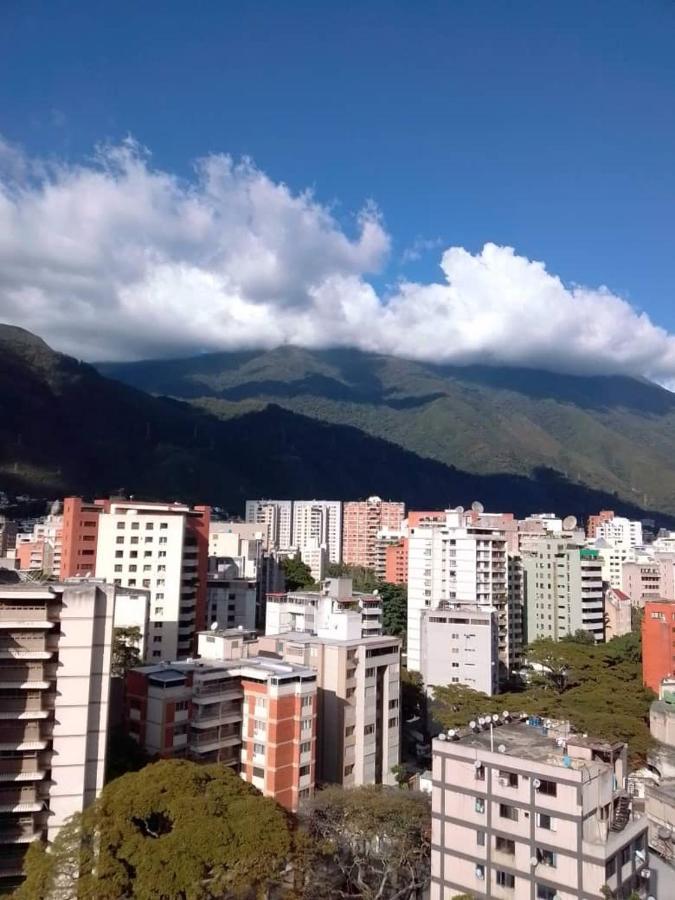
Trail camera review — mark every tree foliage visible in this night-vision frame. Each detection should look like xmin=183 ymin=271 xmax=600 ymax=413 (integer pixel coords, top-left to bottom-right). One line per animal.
xmin=15 ymin=759 xmax=292 ymax=900
xmin=299 ymin=785 xmax=430 ymax=900
xmin=281 ymin=554 xmax=315 ymax=591
xmin=431 ymin=636 xmax=655 ymax=765
xmin=379 ymin=582 xmax=407 ymax=640
xmin=112 ymin=625 xmax=142 ymax=677
xmin=327 ymin=563 xmax=381 ymax=593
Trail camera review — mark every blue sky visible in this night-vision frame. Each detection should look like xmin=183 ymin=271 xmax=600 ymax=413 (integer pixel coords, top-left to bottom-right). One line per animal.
xmin=1 ymin=0 xmax=675 ymax=373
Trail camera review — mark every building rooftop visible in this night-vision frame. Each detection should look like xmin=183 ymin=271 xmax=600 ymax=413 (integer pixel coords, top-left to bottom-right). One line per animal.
xmin=135 ymin=654 xmax=317 ymax=682
xmin=437 ymin=717 xmax=624 ymax=774
xmin=271 ymin=629 xmax=400 ymax=649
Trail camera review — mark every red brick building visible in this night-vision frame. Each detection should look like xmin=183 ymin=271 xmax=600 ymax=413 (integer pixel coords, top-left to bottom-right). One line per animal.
xmin=642 ymin=599 xmax=675 ymax=693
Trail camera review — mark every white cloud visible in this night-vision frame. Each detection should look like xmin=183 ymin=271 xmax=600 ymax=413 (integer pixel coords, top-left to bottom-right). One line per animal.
xmin=1 ymin=137 xmax=675 ymax=382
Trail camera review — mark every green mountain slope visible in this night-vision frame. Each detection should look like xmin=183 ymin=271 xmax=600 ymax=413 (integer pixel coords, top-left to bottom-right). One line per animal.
xmin=100 ymin=345 xmax=675 ymax=517
xmin=1 ymin=325 xmax=669 ymax=522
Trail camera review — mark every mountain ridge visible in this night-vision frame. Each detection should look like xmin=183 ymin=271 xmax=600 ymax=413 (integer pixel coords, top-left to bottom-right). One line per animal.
xmin=1 ymin=324 xmax=672 ymax=523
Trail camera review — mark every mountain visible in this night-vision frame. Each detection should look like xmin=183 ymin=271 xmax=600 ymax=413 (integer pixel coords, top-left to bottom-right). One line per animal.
xmin=1 ymin=325 xmax=671 ymax=522
xmin=99 ymin=344 xmax=675 ymax=518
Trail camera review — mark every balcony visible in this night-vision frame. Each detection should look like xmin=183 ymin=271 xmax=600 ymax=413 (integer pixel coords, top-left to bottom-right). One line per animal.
xmin=0 ymin=786 xmax=45 ymax=813
xmin=0 ymin=724 xmax=49 ymax=751
xmin=0 ymin=605 xmax=55 ymax=629
xmin=0 ymin=822 xmax=40 ymax=844
xmin=192 ymin=710 xmax=241 ymax=729
xmin=189 ymin=730 xmax=242 ymax=754
xmin=0 ymin=758 xmax=46 ymax=782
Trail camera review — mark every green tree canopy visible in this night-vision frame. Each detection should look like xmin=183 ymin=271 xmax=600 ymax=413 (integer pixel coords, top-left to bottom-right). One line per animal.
xmin=326 ymin=563 xmax=381 ymax=593
xmin=112 ymin=625 xmax=142 ymax=677
xmin=281 ymin=553 xmax=315 ymax=591
xmin=300 ymin=785 xmax=430 ymax=900
xmin=15 ymin=759 xmax=293 ymax=900
xmin=379 ymin=582 xmax=407 ymax=639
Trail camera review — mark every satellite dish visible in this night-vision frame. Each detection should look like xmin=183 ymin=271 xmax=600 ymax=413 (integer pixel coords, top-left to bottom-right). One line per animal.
xmin=210 ymin=621 xmax=219 ymax=631
xmin=562 ymin=515 xmax=577 ymax=530
xmin=530 ymin=857 xmax=539 ymax=867
xmin=455 ymin=506 xmax=465 ymax=514
xmin=438 ymin=733 xmax=447 ymax=741
xmin=497 ymin=744 xmax=506 ymax=753
xmin=471 ymin=500 xmax=484 ymax=514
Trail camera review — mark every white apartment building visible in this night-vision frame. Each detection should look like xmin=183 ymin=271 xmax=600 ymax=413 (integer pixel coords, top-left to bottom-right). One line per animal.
xmin=95 ymin=500 xmax=209 ymax=662
xmin=259 ymin=625 xmax=401 ymax=788
xmin=0 ymin=581 xmax=114 ymax=888
xmin=265 ymin=577 xmax=382 ymax=640
xmin=592 ymin=537 xmax=635 ymax=589
xmin=524 ymin=541 xmax=605 ymax=642
xmin=431 ymin=718 xmax=650 ymax=900
xmin=112 ymin=586 xmax=151 ymax=661
xmin=299 ymin=538 xmax=328 ymax=583
xmin=407 ymin=509 xmax=509 ymax=676
xmin=597 ymin=516 xmax=643 ymax=552
xmin=291 ymin=500 xmax=342 ymax=564
xmin=206 ymin=557 xmax=257 ymax=632
xmin=421 ymin=605 xmax=498 ymax=695
xmin=208 ymin=522 xmax=263 ymax=580
xmin=245 ymin=500 xmax=293 ymax=550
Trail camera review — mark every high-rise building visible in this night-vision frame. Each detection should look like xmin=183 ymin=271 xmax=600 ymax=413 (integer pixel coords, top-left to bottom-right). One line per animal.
xmin=0 ymin=581 xmax=114 ymax=889
xmin=291 ymin=500 xmax=342 ymax=564
xmin=523 ymin=540 xmax=604 ymax=643
xmin=431 ymin=718 xmax=649 ymax=900
xmin=604 ymin=588 xmax=633 ymax=641
xmin=642 ymin=600 xmax=675 ymax=693
xmin=0 ymin=516 xmax=17 ymax=555
xmin=206 ymin=557 xmax=257 ymax=632
xmin=596 ymin=515 xmax=643 ymax=551
xmin=208 ymin=522 xmax=263 ymax=580
xmin=623 ymin=560 xmax=663 ymax=608
xmin=587 ymin=508 xmax=616 ymax=538
xmin=245 ymin=500 xmax=293 ymax=550
xmin=407 ymin=509 xmax=508 ymax=676
xmin=94 ymin=500 xmax=210 ymax=661
xmin=342 ymin=497 xmax=405 ymax=569
xmin=60 ymin=497 xmax=103 ymax=578
xmin=258 ymin=629 xmax=400 ymax=788
xmin=126 ymin=630 xmax=317 ymax=812
xmin=421 ymin=604 xmax=498 ymax=695
xmin=385 ymin=538 xmax=408 ymax=585
xmin=15 ymin=511 xmax=63 ymax=576
xmin=592 ymin=537 xmax=634 ymax=589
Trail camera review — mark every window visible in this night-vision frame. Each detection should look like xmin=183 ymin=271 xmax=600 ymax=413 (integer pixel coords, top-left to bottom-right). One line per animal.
xmin=142 ymin=580 xmax=151 ymax=588
xmin=536 ymin=848 xmax=556 ymax=867
xmin=146 ymin=522 xmax=154 ymax=530
xmin=152 ymin=650 xmax=161 ymax=658
xmin=154 ymin=621 xmax=163 ymax=629
xmin=175 ymin=701 xmax=188 ymax=711
xmin=129 ymin=564 xmax=137 ymax=572
xmin=475 ymin=797 xmax=485 ymax=813
xmin=130 ymin=551 xmax=138 ymax=558
xmin=252 ymin=766 xmax=264 ymax=779
xmin=114 ymin=564 xmax=122 ymax=573
xmin=299 ymin=765 xmax=310 ymax=776
xmin=536 ymin=885 xmax=556 ymax=900
xmin=364 ymin=724 xmax=375 ymax=736
xmin=344 ymin=764 xmax=354 ymax=776
xmin=605 ymin=856 xmax=616 ymax=878
xmin=153 ymin=636 xmax=162 ymax=643
xmin=389 ymin=699 xmax=399 ymax=709
xmin=345 ymin=725 xmax=355 ymax=737
xmin=495 ymin=837 xmax=515 ymax=855
xmin=475 ymin=764 xmax=485 ymax=781
xmin=620 ymin=845 xmax=630 ymax=867
xmin=496 ymin=871 xmax=515 ymax=888
xmin=475 ymin=864 xmax=485 ymax=880
xmin=130 ymin=536 xmax=138 ymax=544
xmin=144 ymin=551 xmax=152 ymax=558
xmin=131 ymin=521 xmax=139 ymax=530
xmin=253 ymin=742 xmax=265 ymax=755
xmin=537 ymin=778 xmax=557 ymax=796
xmin=499 ymin=804 xmax=518 ymax=821
xmin=476 ymin=830 xmax=485 ymax=846
xmin=255 ymin=697 xmax=267 ymax=709
xmin=116 ymin=536 xmax=124 ymax=545
xmin=160 ymin=522 xmax=168 ymax=529
xmin=159 ymin=537 xmax=168 ymax=545
xmin=300 ymin=741 xmax=311 ymax=754
xmin=346 ymin=687 xmax=355 ymax=699
xmin=253 ymin=719 xmax=266 ymax=733
xmin=159 ymin=551 xmax=167 ymax=558
xmin=115 ymin=550 xmax=123 ymax=558
xmin=145 ymin=537 xmax=153 ymax=543
xmin=388 ymin=716 xmax=399 ymax=727
xmin=143 ymin=564 xmax=151 ymax=572
xmin=536 ymin=813 xmax=554 ymax=830
xmin=498 ymin=770 xmax=518 ymax=788
xmin=299 ymin=788 xmax=310 ymax=800
xmin=365 ymin=667 xmax=375 ymax=677
xmin=158 ymin=565 xmax=166 ymax=572
xmin=301 ymin=718 xmax=312 ymax=731
xmin=302 ymin=696 xmax=312 ymax=708
xmin=116 ymin=522 xmax=125 ymax=530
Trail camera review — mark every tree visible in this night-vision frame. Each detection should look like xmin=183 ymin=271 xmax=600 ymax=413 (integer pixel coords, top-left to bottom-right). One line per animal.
xmin=300 ymin=785 xmax=430 ymax=900
xmin=327 ymin=563 xmax=381 ymax=593
xmin=15 ymin=759 xmax=293 ymax=900
xmin=105 ymin=725 xmax=150 ymax=782
xmin=281 ymin=554 xmax=315 ymax=591
xmin=561 ymin=628 xmax=596 ymax=645
xmin=112 ymin=626 xmax=142 ymax=677
xmin=379 ymin=582 xmax=407 ymax=639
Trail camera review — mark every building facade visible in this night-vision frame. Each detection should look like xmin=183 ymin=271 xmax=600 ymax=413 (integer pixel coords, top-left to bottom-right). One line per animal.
xmin=421 ymin=604 xmax=498 ymax=695
xmin=623 ymin=560 xmax=663 ymax=609
xmin=291 ymin=500 xmax=342 ymax=565
xmin=60 ymin=497 xmax=103 ymax=578
xmin=604 ymin=588 xmax=633 ymax=642
xmin=642 ymin=600 xmax=675 ymax=693
xmin=245 ymin=500 xmax=293 ymax=550
xmin=265 ymin=577 xmax=383 ymax=640
xmin=431 ymin=719 xmax=650 ymax=900
xmin=0 ymin=581 xmax=114 ymax=888
xmin=342 ymin=497 xmax=405 ymax=569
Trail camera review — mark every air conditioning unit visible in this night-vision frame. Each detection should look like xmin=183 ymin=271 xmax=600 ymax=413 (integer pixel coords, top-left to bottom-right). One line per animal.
xmin=533 ymin=778 xmax=541 ymax=789
xmin=498 ymin=777 xmax=509 ymax=787
xmin=475 ymin=867 xmax=484 ymax=880
xmin=640 ymin=868 xmax=651 ymax=879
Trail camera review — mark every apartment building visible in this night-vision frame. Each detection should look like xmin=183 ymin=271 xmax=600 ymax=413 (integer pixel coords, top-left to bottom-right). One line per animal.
xmin=407 ymin=509 xmax=510 ymax=676
xmin=299 ymin=538 xmax=328 ymax=582
xmin=431 ymin=718 xmax=650 ymax=900
xmin=208 ymin=522 xmax=263 ymax=580
xmin=642 ymin=600 xmax=675 ymax=693
xmin=245 ymin=500 xmax=293 ymax=550
xmin=342 ymin=497 xmax=405 ymax=569
xmin=291 ymin=500 xmax=342 ymax=564
xmin=15 ymin=508 xmax=63 ymax=576
xmin=591 ymin=537 xmax=634 ymax=590
xmin=258 ymin=628 xmax=400 ymax=788
xmin=605 ymin=588 xmax=633 ymax=641
xmin=623 ymin=560 xmax=663 ymax=608
xmin=0 ymin=516 xmax=17 ymax=555
xmin=206 ymin=557 xmax=257 ymax=632
xmin=265 ymin=577 xmax=383 ymax=640
xmin=385 ymin=538 xmax=408 ymax=585
xmin=0 ymin=581 xmax=114 ymax=888
xmin=60 ymin=496 xmax=104 ymax=578
xmin=523 ymin=540 xmax=604 ymax=643
xmin=421 ymin=604 xmax=498 ymax=695
xmin=587 ymin=509 xmax=616 ymax=538
xmin=95 ymin=500 xmax=210 ymax=661
xmin=596 ymin=515 xmax=643 ymax=551
xmin=125 ymin=630 xmax=317 ymax=812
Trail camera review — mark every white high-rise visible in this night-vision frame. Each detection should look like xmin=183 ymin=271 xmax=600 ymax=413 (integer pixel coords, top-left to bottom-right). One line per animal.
xmin=407 ymin=509 xmax=508 ymax=678
xmin=596 ymin=516 xmax=643 ymax=552
xmin=292 ymin=500 xmax=342 ymax=564
xmin=245 ymin=500 xmax=293 ymax=550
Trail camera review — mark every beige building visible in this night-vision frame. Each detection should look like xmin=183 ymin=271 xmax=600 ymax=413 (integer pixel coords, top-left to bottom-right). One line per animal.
xmin=623 ymin=559 xmax=663 ymax=608
xmin=431 ymin=718 xmax=650 ymax=900
xmin=258 ymin=627 xmax=401 ymax=788
xmin=0 ymin=581 xmax=114 ymax=889
xmin=605 ymin=588 xmax=633 ymax=641
xmin=421 ymin=604 xmax=498 ymax=695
